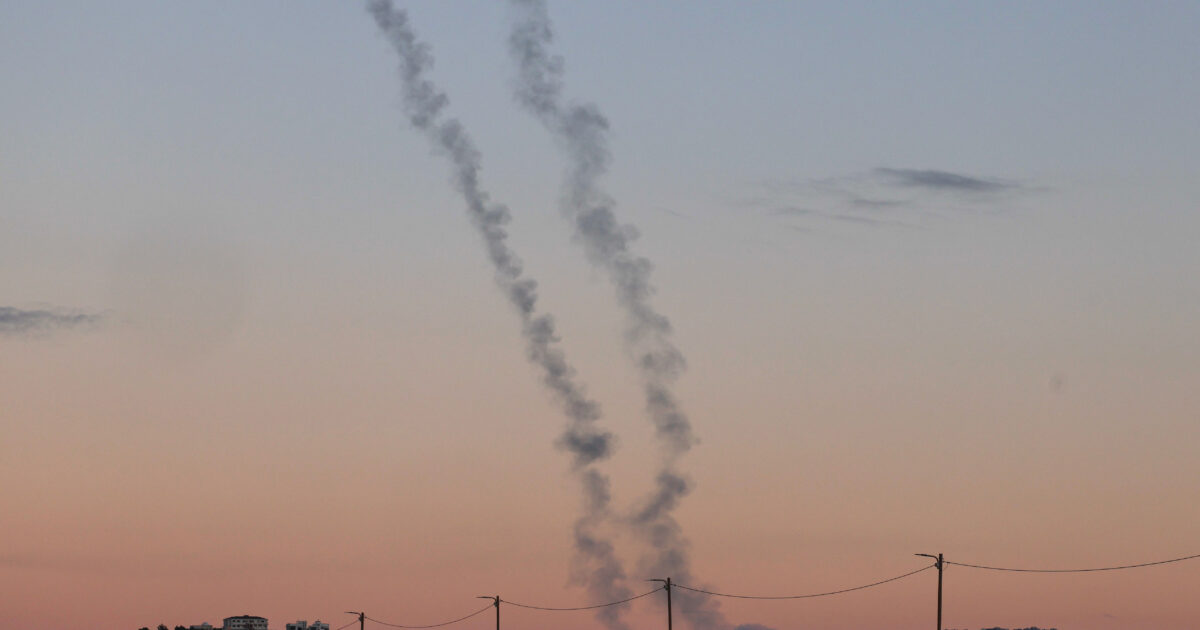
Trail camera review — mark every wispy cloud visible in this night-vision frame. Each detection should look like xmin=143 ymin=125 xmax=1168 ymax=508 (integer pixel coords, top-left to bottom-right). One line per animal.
xmin=849 ymin=195 xmax=906 ymax=209
xmin=659 ymin=207 xmax=695 ymax=220
xmin=747 ymin=166 xmax=1040 ymax=233
xmin=770 ymin=205 xmax=917 ymax=229
xmin=0 ymin=306 xmax=101 ymax=336
xmin=874 ymin=167 xmax=1018 ymax=193
xmin=827 ymin=214 xmax=917 ymax=228
xmin=770 ymin=206 xmax=817 ymax=217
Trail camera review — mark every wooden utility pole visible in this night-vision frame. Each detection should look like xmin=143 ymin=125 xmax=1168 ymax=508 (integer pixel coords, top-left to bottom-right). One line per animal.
xmin=650 ymin=577 xmax=673 ymax=630
xmin=915 ymin=553 xmax=944 ymax=630
xmin=344 ymin=611 xmax=364 ymax=630
xmin=477 ymin=595 xmax=500 ymax=630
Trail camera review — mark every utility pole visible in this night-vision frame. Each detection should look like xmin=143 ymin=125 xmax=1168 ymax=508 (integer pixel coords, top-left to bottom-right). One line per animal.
xmin=649 ymin=577 xmax=672 ymax=630
xmin=915 ymin=553 xmax=943 ymax=630
xmin=344 ymin=611 xmax=365 ymax=630
xmin=477 ymin=595 xmax=500 ymax=630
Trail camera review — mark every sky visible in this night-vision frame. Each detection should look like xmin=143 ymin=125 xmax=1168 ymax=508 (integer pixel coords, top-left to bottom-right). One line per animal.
xmin=2 ymin=1 xmax=1198 ymax=629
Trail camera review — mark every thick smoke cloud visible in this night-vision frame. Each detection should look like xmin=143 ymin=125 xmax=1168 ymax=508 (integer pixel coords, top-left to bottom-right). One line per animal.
xmin=0 ymin=306 xmax=99 ymax=336
xmin=507 ymin=3 xmax=759 ymax=629
xmin=367 ymin=2 xmax=632 ymax=626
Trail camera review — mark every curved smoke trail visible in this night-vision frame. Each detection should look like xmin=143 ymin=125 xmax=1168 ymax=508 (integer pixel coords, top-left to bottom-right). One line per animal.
xmin=368 ymin=4 xmax=633 ymax=627
xmin=506 ymin=2 xmax=739 ymax=629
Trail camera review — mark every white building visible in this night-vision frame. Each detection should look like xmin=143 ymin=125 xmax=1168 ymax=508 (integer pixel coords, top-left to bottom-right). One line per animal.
xmin=222 ymin=615 xmax=268 ymax=630
xmin=287 ymin=621 xmax=330 ymax=630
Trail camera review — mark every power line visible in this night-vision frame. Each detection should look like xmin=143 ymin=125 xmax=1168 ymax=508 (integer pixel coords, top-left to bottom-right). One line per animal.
xmin=365 ymin=604 xmax=494 ymax=629
xmin=338 ymin=549 xmax=1199 ymax=626
xmin=674 ymin=563 xmax=936 ymax=600
xmin=502 ymin=586 xmax=663 ymax=611
xmin=945 ymin=552 xmax=1200 ymax=573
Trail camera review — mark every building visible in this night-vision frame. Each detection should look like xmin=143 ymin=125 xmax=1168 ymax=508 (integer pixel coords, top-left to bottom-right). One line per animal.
xmin=286 ymin=621 xmax=330 ymax=630
xmin=222 ymin=615 xmax=268 ymax=630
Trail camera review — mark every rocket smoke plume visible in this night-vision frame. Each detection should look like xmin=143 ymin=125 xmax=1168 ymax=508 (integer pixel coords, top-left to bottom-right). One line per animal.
xmin=368 ymin=3 xmax=634 ymax=627
xmin=507 ymin=2 xmax=737 ymax=629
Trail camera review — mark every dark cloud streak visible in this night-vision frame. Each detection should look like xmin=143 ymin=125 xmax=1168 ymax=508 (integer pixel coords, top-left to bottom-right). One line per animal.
xmin=0 ymin=306 xmax=100 ymax=336
xmin=848 ymin=195 xmax=906 ymax=209
xmin=753 ymin=167 xmax=1037 ymax=234
xmin=874 ymin=168 xmax=1017 ymax=192
xmin=771 ymin=207 xmax=917 ymax=229
xmin=770 ymin=206 xmax=816 ymax=217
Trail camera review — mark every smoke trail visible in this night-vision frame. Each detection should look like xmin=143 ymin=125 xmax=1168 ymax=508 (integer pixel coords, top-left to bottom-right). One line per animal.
xmin=367 ymin=3 xmax=633 ymax=627
xmin=506 ymin=2 xmax=737 ymax=629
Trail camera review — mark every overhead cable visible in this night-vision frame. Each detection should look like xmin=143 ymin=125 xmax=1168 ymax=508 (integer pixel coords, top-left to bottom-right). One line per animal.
xmin=365 ymin=604 xmax=493 ymax=629
xmin=347 ymin=549 xmax=1200 ymax=622
xmin=503 ymin=586 xmax=663 ymax=611
xmin=945 ymin=552 xmax=1200 ymax=573
xmin=674 ymin=563 xmax=935 ymax=600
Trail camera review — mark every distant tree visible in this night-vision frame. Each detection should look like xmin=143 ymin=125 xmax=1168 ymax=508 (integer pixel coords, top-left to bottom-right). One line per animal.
xmin=158 ymin=624 xmax=169 ymax=630
xmin=176 ymin=626 xmax=188 ymax=630
xmin=138 ymin=627 xmax=149 ymax=630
